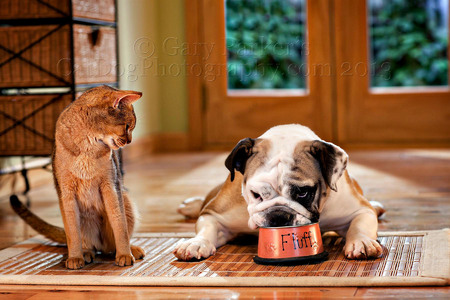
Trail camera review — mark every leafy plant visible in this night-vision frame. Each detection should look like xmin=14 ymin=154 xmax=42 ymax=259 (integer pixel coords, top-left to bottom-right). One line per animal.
xmin=226 ymin=0 xmax=306 ymax=89
xmin=226 ymin=0 xmax=448 ymax=89
xmin=370 ymin=0 xmax=448 ymax=87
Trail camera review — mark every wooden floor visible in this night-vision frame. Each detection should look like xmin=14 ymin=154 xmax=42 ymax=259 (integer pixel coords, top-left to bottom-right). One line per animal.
xmin=0 ymin=148 xmax=449 ymax=298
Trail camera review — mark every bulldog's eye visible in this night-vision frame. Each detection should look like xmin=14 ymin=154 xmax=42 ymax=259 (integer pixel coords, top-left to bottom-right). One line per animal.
xmin=291 ymin=185 xmax=316 ymax=206
xmin=291 ymin=186 xmax=315 ymax=201
xmin=251 ymin=191 xmax=261 ymax=200
xmin=297 ymin=190 xmax=309 ymax=198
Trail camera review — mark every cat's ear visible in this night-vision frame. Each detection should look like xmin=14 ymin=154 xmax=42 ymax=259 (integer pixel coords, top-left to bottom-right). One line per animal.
xmin=113 ymin=91 xmax=142 ymax=108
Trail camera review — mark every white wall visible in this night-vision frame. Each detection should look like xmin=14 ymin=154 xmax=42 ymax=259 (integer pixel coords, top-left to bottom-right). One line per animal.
xmin=117 ymin=0 xmax=188 ymax=139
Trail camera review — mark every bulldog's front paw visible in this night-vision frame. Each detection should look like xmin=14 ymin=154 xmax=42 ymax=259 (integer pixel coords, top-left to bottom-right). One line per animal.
xmin=344 ymin=236 xmax=382 ymax=259
xmin=173 ymin=237 xmax=216 ymax=261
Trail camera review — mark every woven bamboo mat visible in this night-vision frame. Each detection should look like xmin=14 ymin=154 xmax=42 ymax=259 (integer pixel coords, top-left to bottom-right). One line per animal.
xmin=0 ymin=230 xmax=448 ymax=286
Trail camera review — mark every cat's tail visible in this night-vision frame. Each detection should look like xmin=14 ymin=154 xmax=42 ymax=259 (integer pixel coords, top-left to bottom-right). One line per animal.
xmin=177 ymin=197 xmax=204 ymax=219
xmin=10 ymin=195 xmax=67 ymax=244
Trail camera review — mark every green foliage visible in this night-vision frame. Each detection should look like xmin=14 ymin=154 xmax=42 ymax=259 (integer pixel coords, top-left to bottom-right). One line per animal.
xmin=226 ymin=0 xmax=448 ymax=89
xmin=370 ymin=0 xmax=448 ymax=87
xmin=226 ymin=0 xmax=306 ymax=89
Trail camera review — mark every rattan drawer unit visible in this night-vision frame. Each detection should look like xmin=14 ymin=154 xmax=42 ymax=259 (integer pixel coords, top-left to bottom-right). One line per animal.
xmin=0 ymin=93 xmax=72 ymax=156
xmin=0 ymin=24 xmax=117 ymax=88
xmin=0 ymin=0 xmax=117 ymax=157
xmin=0 ymin=0 xmax=115 ymax=22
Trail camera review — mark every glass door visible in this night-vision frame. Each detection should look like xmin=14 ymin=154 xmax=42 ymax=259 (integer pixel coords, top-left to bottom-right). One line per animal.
xmin=188 ymin=0 xmax=450 ymax=148
xmin=334 ymin=0 xmax=450 ymax=146
xmin=200 ymin=0 xmax=335 ymax=146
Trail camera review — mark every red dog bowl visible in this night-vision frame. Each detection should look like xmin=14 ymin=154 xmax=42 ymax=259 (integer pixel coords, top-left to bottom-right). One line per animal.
xmin=253 ymin=223 xmax=328 ymax=265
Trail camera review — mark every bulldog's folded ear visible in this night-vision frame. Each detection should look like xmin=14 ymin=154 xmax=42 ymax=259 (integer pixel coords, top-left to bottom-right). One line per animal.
xmin=309 ymin=140 xmax=348 ymax=192
xmin=225 ymin=138 xmax=255 ymax=182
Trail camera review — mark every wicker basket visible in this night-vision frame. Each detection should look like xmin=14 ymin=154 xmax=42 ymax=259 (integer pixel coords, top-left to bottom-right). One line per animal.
xmin=0 ymin=0 xmax=117 ymax=157
xmin=0 ymin=0 xmax=115 ymax=22
xmin=0 ymin=93 xmax=72 ymax=156
xmin=73 ymin=25 xmax=117 ymax=84
xmin=0 ymin=24 xmax=116 ymax=88
xmin=0 ymin=25 xmax=72 ymax=88
xmin=72 ymin=0 xmax=115 ymax=22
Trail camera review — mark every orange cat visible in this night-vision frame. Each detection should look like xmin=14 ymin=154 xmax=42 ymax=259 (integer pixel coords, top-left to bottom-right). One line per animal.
xmin=10 ymin=85 xmax=145 ymax=269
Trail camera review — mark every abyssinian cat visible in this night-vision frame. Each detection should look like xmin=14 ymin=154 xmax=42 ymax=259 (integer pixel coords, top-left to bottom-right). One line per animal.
xmin=10 ymin=85 xmax=145 ymax=269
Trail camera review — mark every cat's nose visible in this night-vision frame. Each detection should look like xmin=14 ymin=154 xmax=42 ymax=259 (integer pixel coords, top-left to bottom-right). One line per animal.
xmin=126 ymin=133 xmax=132 ymax=144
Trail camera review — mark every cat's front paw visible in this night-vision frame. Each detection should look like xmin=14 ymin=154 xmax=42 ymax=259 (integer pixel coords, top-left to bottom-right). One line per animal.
xmin=173 ymin=237 xmax=216 ymax=261
xmin=131 ymin=245 xmax=146 ymax=260
xmin=83 ymin=249 xmax=96 ymax=264
xmin=66 ymin=257 xmax=85 ymax=269
xmin=344 ymin=235 xmax=382 ymax=259
xmin=115 ymin=253 xmax=135 ymax=266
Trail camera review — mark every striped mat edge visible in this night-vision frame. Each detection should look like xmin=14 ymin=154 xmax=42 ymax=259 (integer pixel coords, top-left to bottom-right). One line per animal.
xmin=0 ymin=229 xmax=447 ymax=287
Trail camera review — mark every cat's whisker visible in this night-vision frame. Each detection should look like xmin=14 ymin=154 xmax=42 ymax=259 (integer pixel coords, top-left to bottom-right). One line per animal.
xmin=116 ymin=137 xmax=127 ymax=147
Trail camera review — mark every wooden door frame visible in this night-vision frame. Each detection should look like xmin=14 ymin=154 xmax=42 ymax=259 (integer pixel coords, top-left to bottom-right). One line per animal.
xmin=185 ymin=0 xmax=450 ymax=150
xmin=185 ymin=0 xmax=335 ymax=149
xmin=334 ymin=0 xmax=450 ymax=147
xmin=185 ymin=0 xmax=204 ymax=150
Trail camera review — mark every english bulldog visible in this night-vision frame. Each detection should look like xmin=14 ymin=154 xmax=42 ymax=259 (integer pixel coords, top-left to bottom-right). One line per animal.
xmin=174 ymin=124 xmax=384 ymax=261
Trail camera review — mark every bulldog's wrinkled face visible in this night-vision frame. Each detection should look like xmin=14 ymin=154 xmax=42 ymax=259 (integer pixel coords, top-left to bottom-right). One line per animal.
xmin=244 ymin=143 xmax=324 ymax=229
xmin=225 ymin=125 xmax=348 ymax=230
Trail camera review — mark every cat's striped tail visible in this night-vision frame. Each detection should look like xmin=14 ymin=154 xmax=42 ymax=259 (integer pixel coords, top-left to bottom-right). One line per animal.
xmin=10 ymin=195 xmax=67 ymax=244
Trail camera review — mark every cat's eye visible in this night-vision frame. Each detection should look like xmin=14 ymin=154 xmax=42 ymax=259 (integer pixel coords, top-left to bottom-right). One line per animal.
xmin=126 ymin=124 xmax=130 ymax=132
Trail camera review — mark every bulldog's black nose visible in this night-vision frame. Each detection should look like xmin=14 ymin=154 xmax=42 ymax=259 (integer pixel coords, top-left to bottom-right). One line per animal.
xmin=266 ymin=210 xmax=295 ymax=227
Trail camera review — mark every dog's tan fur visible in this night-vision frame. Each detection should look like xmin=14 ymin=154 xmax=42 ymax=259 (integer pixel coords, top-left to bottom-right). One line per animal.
xmin=10 ymin=86 xmax=145 ymax=269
